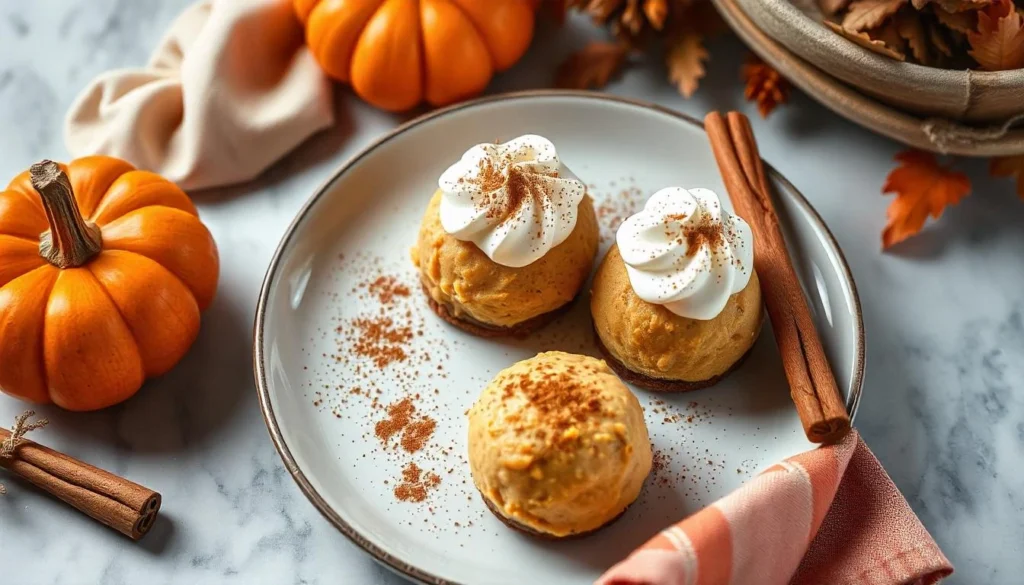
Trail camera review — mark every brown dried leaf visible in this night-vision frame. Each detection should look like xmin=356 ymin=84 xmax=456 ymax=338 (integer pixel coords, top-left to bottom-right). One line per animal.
xmin=819 ymin=0 xmax=854 ymax=15
xmin=643 ymin=0 xmax=669 ymax=30
xmin=989 ymin=155 xmax=1024 ymax=199
xmin=896 ymin=10 xmax=930 ymax=62
xmin=742 ymin=54 xmax=792 ymax=118
xmin=556 ymin=42 xmax=629 ymax=89
xmin=826 ymin=20 xmax=908 ymax=59
xmin=933 ymin=5 xmax=977 ymax=31
xmin=621 ymin=0 xmax=644 ymax=35
xmin=968 ymin=1 xmax=1024 ymax=70
xmin=666 ymin=31 xmax=708 ymax=98
xmin=842 ymin=0 xmax=907 ymax=31
xmin=869 ymin=19 xmax=909 ymax=53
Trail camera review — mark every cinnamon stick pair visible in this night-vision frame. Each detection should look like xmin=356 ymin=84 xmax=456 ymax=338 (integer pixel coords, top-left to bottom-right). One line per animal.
xmin=705 ymin=111 xmax=851 ymax=444
xmin=0 ymin=416 xmax=160 ymax=540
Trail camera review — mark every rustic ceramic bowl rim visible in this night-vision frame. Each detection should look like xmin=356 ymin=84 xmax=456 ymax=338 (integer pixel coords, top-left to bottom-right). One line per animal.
xmin=252 ymin=90 xmax=866 ymax=585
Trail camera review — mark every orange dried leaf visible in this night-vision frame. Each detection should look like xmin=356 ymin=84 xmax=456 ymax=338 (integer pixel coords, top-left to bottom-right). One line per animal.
xmin=968 ymin=1 xmax=1024 ymax=70
xmin=667 ymin=32 xmax=708 ymax=98
xmin=842 ymin=0 xmax=907 ymax=31
xmin=989 ymin=155 xmax=1024 ymax=199
xmin=556 ymin=42 xmax=629 ymax=89
xmin=896 ymin=10 xmax=929 ymax=62
xmin=644 ymin=0 xmax=668 ymax=30
xmin=826 ymin=21 xmax=907 ymax=60
xmin=933 ymin=5 xmax=976 ymax=33
xmin=882 ymin=150 xmax=971 ymax=248
xmin=742 ymin=54 xmax=791 ymax=118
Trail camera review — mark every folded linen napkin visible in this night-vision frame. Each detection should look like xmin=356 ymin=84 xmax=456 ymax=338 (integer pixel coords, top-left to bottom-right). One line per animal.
xmin=598 ymin=430 xmax=952 ymax=585
xmin=65 ymin=0 xmax=334 ymax=191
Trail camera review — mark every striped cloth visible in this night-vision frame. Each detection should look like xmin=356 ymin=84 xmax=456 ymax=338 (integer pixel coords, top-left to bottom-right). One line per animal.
xmin=597 ymin=430 xmax=952 ymax=585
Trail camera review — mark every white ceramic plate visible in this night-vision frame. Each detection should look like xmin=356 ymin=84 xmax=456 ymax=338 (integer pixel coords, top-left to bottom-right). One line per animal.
xmin=255 ymin=91 xmax=864 ymax=585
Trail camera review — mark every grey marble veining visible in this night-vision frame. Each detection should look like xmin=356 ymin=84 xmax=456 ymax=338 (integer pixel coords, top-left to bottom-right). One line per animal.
xmin=2 ymin=2 xmax=1023 ymax=584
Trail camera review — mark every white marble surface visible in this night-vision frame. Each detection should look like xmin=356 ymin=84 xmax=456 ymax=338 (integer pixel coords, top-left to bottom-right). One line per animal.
xmin=2 ymin=2 xmax=1023 ymax=583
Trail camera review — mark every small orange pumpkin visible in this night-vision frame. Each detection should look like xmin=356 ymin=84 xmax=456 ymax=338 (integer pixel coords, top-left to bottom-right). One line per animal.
xmin=0 ymin=157 xmax=219 ymax=411
xmin=294 ymin=0 xmax=536 ymax=111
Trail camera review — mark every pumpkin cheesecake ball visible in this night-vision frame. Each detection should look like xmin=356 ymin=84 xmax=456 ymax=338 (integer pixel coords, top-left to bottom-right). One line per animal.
xmin=412 ymin=135 xmax=598 ymax=336
xmin=592 ymin=187 xmax=762 ymax=391
xmin=467 ymin=352 xmax=652 ymax=538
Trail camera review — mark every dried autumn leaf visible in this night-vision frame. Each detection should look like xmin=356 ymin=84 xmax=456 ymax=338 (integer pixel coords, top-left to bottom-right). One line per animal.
xmin=643 ymin=0 xmax=668 ymax=30
xmin=556 ymin=42 xmax=629 ymax=89
xmin=666 ymin=31 xmax=708 ymax=98
xmin=933 ymin=5 xmax=976 ymax=32
xmin=896 ymin=10 xmax=930 ymax=62
xmin=869 ymin=19 xmax=908 ymax=54
xmin=882 ymin=150 xmax=971 ymax=248
xmin=842 ymin=0 xmax=907 ymax=31
xmin=742 ymin=54 xmax=792 ymax=118
xmin=826 ymin=20 xmax=908 ymax=59
xmin=968 ymin=1 xmax=1024 ymax=70
xmin=819 ymin=0 xmax=854 ymax=15
xmin=989 ymin=155 xmax=1024 ymax=199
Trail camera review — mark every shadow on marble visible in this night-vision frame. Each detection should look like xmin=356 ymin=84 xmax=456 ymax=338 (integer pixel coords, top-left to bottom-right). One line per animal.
xmin=139 ymin=514 xmax=176 ymax=555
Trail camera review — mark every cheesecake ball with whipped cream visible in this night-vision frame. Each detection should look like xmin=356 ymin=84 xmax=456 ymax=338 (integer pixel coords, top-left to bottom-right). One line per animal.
xmin=591 ymin=187 xmax=763 ymax=390
xmin=468 ymin=351 xmax=652 ymax=538
xmin=412 ymin=135 xmax=598 ymax=336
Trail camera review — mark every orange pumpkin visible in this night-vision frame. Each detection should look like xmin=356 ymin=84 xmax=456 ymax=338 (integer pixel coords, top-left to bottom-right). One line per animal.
xmin=294 ymin=0 xmax=536 ymax=111
xmin=0 ymin=157 xmax=219 ymax=411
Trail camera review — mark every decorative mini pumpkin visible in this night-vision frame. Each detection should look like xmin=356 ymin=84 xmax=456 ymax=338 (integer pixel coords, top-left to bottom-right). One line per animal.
xmin=0 ymin=157 xmax=219 ymax=411
xmin=294 ymin=0 xmax=536 ymax=111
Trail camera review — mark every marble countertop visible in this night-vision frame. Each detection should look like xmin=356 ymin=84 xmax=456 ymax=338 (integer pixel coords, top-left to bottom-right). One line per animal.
xmin=2 ymin=1 xmax=1023 ymax=583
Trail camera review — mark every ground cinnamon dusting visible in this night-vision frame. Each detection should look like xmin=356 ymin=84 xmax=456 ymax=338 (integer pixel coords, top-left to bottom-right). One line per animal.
xmin=394 ymin=462 xmax=442 ymax=503
xmin=365 ymin=275 xmax=410 ymax=304
xmin=684 ymin=222 xmax=724 ymax=256
xmin=374 ymin=397 xmax=437 ymax=454
xmin=350 ymin=316 xmax=413 ymax=368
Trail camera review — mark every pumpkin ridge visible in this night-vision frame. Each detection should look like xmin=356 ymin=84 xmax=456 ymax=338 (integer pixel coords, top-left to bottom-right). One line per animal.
xmin=93 ymin=247 xmax=197 ymax=315
xmin=87 ymin=250 xmax=199 ymax=377
xmin=0 ymin=266 xmax=58 ymax=405
xmin=81 ymin=257 xmax=142 ymax=354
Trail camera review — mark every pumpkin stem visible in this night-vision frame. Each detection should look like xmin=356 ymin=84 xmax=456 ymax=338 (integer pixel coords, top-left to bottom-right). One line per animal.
xmin=30 ymin=160 xmax=102 ymax=268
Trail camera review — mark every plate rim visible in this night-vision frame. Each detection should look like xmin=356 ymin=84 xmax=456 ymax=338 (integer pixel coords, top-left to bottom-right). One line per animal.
xmin=252 ymin=89 xmax=866 ymax=585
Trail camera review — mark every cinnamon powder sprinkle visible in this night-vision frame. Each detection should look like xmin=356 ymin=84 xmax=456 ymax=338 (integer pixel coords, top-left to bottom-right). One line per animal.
xmin=374 ymin=398 xmax=415 ymax=444
xmin=394 ymin=462 xmax=442 ymax=503
xmin=366 ymin=275 xmax=410 ymax=304
xmin=350 ymin=316 xmax=413 ymax=368
xmin=683 ymin=222 xmax=724 ymax=256
xmin=374 ymin=398 xmax=437 ymax=453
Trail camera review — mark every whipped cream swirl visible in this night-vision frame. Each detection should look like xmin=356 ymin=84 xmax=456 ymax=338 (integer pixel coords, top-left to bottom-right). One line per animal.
xmin=617 ymin=187 xmax=754 ymax=320
xmin=438 ymin=135 xmax=587 ymax=268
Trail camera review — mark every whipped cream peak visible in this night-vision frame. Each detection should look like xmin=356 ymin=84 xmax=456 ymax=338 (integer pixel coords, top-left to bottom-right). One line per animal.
xmin=438 ymin=135 xmax=586 ymax=268
xmin=616 ymin=187 xmax=754 ymax=320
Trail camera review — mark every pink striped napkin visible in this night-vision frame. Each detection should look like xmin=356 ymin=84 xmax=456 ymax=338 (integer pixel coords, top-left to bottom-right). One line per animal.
xmin=597 ymin=430 xmax=952 ymax=585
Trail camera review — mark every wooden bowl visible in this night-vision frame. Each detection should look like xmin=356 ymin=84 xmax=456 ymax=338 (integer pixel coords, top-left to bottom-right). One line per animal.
xmin=714 ymin=0 xmax=1024 ymax=156
xmin=731 ymin=0 xmax=1024 ymax=123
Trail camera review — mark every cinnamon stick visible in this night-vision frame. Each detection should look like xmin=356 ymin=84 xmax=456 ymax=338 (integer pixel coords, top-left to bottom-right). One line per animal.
xmin=704 ymin=111 xmax=851 ymax=444
xmin=0 ymin=421 xmax=160 ymax=540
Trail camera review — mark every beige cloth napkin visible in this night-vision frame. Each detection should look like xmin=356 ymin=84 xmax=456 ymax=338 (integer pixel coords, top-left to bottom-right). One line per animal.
xmin=65 ymin=0 xmax=334 ymax=191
